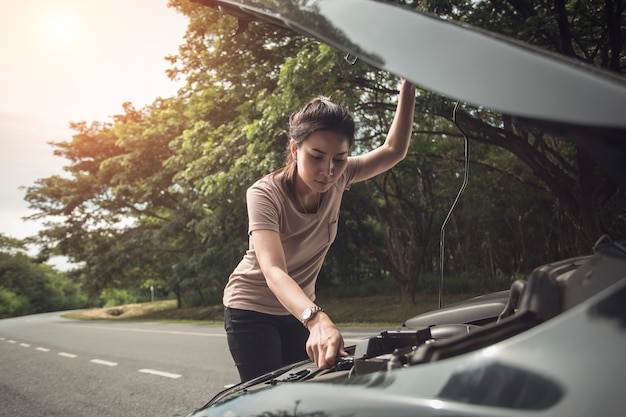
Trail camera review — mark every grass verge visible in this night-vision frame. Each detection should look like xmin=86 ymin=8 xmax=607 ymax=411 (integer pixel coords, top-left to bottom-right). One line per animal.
xmin=62 ymin=293 xmax=477 ymax=326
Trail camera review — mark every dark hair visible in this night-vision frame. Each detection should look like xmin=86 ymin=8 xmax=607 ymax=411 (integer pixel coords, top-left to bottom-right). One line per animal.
xmin=277 ymin=96 xmax=355 ymax=191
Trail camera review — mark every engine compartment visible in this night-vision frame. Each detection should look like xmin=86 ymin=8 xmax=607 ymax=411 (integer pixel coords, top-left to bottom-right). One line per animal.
xmin=203 ymin=235 xmax=626 ymax=408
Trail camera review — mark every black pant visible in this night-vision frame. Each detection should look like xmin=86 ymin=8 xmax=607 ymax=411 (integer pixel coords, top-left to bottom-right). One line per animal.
xmin=224 ymin=307 xmax=310 ymax=382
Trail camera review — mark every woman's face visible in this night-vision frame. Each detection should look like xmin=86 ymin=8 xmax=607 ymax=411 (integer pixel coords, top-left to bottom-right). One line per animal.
xmin=292 ymin=130 xmax=350 ymax=194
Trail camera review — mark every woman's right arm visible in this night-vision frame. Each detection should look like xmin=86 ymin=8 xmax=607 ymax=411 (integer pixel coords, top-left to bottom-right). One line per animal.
xmin=252 ymin=228 xmax=313 ymax=316
xmin=251 ymin=229 xmax=346 ymax=368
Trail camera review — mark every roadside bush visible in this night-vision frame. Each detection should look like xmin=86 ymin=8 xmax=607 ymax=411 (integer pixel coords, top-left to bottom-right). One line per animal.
xmin=0 ymin=287 xmax=29 ymax=318
xmin=99 ymin=288 xmax=137 ymax=307
xmin=0 ymin=250 xmax=88 ymax=318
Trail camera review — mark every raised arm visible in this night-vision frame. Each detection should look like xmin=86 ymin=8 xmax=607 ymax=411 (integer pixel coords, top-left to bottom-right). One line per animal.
xmin=353 ymin=79 xmax=416 ymax=183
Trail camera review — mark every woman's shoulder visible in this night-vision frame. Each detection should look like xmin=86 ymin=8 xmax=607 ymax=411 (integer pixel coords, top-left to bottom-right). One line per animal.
xmin=247 ymin=172 xmax=287 ymax=201
xmin=249 ymin=172 xmax=283 ymax=190
xmin=246 ymin=172 xmax=292 ymax=222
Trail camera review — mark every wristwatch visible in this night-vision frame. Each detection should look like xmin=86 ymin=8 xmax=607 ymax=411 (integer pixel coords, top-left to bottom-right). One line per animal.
xmin=301 ymin=305 xmax=323 ymax=328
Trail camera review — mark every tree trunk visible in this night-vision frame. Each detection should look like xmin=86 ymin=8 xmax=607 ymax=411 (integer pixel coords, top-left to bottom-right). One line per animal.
xmin=397 ymin=279 xmax=417 ymax=306
xmin=176 ymin=284 xmax=182 ymax=309
xmin=577 ymin=146 xmax=603 ymax=250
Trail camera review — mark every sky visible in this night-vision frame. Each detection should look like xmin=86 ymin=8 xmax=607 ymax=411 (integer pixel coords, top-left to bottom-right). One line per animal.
xmin=0 ymin=0 xmax=189 ymax=268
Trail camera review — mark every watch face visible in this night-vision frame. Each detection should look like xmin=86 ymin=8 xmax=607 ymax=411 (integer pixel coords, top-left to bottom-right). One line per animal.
xmin=302 ymin=308 xmax=312 ymax=321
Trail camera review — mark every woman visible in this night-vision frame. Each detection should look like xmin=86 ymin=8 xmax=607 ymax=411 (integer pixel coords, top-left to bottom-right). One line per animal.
xmin=224 ymin=79 xmax=416 ymax=381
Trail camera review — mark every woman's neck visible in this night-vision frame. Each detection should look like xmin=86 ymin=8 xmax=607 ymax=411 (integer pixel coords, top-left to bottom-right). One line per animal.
xmin=293 ymin=177 xmax=320 ymax=214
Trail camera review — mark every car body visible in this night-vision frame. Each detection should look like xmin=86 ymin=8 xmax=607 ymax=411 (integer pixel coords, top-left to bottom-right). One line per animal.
xmin=186 ymin=1 xmax=626 ymax=416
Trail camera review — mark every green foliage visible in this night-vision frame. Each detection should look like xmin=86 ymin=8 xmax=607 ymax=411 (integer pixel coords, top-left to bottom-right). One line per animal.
xmin=99 ymin=288 xmax=136 ymax=308
xmin=0 ymin=235 xmax=88 ymax=318
xmin=0 ymin=287 xmax=29 ymax=318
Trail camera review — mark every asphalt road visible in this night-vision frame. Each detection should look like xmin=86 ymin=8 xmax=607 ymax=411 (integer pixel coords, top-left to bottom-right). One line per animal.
xmin=0 ymin=311 xmax=384 ymax=417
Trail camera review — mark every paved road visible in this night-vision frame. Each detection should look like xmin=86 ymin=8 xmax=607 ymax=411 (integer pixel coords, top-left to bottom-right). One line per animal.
xmin=0 ymin=311 xmax=384 ymax=417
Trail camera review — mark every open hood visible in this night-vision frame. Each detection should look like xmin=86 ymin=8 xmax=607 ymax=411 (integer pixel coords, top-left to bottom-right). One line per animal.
xmin=193 ymin=0 xmax=626 ymax=187
xmin=193 ymin=0 xmax=626 ymax=129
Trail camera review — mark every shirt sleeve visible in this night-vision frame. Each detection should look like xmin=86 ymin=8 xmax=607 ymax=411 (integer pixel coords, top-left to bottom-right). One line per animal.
xmin=344 ymin=155 xmax=363 ymax=190
xmin=247 ymin=178 xmax=280 ymax=235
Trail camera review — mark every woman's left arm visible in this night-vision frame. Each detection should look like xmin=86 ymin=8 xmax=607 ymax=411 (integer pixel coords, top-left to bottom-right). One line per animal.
xmin=353 ymin=79 xmax=416 ymax=183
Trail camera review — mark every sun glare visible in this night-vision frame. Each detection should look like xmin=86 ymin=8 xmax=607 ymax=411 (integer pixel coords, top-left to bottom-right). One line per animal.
xmin=46 ymin=14 xmax=75 ymax=44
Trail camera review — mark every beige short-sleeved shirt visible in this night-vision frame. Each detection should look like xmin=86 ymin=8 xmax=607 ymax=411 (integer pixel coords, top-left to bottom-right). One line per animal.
xmin=223 ymin=156 xmax=362 ymax=315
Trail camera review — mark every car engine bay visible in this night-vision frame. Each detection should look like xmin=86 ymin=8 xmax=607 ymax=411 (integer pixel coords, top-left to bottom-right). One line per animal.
xmin=201 ymin=235 xmax=626 ymax=408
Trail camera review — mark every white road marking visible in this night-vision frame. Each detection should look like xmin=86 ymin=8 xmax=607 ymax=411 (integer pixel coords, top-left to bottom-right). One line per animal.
xmin=90 ymin=359 xmax=118 ymax=367
xmin=138 ymin=368 xmax=181 ymax=379
xmin=3 ymin=334 xmax=185 ymax=380
xmin=58 ymin=323 xmax=225 ymax=338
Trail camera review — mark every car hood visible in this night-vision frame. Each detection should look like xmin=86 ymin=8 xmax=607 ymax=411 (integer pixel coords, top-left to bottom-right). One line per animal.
xmin=194 ymin=0 xmax=626 ymax=127
xmin=193 ymin=0 xmax=626 ymax=187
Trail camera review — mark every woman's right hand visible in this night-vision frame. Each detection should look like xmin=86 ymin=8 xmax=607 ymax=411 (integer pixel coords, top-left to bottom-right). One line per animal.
xmin=305 ymin=312 xmax=348 ymax=369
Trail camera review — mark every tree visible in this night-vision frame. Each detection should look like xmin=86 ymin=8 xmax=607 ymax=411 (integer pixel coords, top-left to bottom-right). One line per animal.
xmin=416 ymin=0 xmax=626 ymax=251
xmin=0 ymin=233 xmax=86 ymax=318
xmin=22 ymin=0 xmax=625 ymax=309
xmin=24 ymin=99 xmax=195 ymax=301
